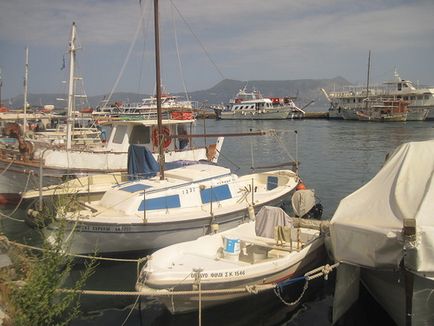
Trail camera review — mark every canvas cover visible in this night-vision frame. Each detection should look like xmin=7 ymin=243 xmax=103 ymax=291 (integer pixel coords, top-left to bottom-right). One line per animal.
xmin=291 ymin=189 xmax=316 ymax=217
xmin=255 ymin=206 xmax=292 ymax=239
xmin=127 ymin=144 xmax=159 ymax=180
xmin=330 ymin=139 xmax=434 ymax=272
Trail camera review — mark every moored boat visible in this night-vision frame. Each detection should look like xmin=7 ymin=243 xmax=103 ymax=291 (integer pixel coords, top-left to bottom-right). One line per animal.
xmin=93 ymin=87 xmax=195 ymax=121
xmin=216 ymin=87 xmax=304 ymax=120
xmin=355 ymin=98 xmax=408 ymax=122
xmin=135 ymin=205 xmax=326 ymax=313
xmin=330 ymin=139 xmax=434 ymax=325
xmin=44 ymin=164 xmax=300 ymax=255
xmin=0 ymin=23 xmax=222 ymax=204
xmin=322 ymin=70 xmax=434 ymax=121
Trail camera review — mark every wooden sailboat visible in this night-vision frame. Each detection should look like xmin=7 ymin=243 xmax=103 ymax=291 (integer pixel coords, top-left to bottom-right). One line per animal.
xmin=356 ymin=51 xmax=408 ymax=122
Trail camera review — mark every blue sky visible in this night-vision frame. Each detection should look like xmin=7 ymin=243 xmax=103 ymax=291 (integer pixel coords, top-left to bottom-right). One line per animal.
xmin=1 ymin=0 xmax=434 ymax=102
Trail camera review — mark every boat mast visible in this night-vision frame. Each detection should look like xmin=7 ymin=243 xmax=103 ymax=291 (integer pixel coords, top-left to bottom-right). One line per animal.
xmin=23 ymin=47 xmax=29 ymax=134
xmin=0 ymin=68 xmax=2 ymax=108
xmin=154 ymin=0 xmax=165 ymax=179
xmin=365 ymin=50 xmax=371 ymax=111
xmin=66 ymin=22 xmax=77 ymax=150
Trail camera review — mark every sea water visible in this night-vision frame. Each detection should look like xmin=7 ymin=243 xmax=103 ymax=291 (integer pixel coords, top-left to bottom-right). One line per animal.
xmin=1 ymin=118 xmax=433 ymax=325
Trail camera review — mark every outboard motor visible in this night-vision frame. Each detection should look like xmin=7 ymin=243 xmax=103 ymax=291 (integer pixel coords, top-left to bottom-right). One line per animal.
xmin=291 ymin=189 xmax=323 ymax=220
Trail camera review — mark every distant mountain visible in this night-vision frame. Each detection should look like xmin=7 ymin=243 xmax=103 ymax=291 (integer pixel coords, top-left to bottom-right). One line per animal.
xmin=187 ymin=77 xmax=350 ymax=110
xmin=5 ymin=77 xmax=350 ymax=112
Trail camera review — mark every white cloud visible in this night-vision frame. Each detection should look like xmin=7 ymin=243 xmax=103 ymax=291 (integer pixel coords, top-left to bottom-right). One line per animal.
xmin=1 ymin=0 xmax=434 ymax=97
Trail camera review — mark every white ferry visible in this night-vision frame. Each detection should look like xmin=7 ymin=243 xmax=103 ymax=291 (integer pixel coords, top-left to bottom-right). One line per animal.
xmin=322 ymin=71 xmax=434 ymax=121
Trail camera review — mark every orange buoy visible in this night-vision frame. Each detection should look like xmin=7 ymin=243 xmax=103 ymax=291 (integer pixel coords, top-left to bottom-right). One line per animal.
xmin=296 ymin=181 xmax=306 ymax=190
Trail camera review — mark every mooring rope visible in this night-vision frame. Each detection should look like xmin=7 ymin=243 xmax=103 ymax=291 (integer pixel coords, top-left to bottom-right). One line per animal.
xmin=55 ymin=263 xmax=340 ymax=298
xmin=274 ymin=262 xmax=340 ymax=306
xmin=0 ymin=157 xmax=15 ymax=176
xmin=8 ymin=240 xmax=144 ymax=263
xmin=6 ymin=237 xmax=339 ymax=326
xmin=121 ymin=295 xmax=141 ymax=326
xmin=0 ymin=172 xmax=33 ymax=223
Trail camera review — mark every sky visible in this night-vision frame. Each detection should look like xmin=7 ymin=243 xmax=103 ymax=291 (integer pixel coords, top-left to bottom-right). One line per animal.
xmin=1 ymin=0 xmax=434 ymax=102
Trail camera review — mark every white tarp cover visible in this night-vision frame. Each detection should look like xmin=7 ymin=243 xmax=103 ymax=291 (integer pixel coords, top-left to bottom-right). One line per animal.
xmin=330 ymin=139 xmax=434 ymax=271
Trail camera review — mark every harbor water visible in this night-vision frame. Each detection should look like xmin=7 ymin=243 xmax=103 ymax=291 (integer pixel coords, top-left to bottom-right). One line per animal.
xmin=1 ymin=118 xmax=433 ymax=325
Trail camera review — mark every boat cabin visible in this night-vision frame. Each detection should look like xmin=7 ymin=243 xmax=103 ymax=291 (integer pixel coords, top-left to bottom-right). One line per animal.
xmin=104 ymin=118 xmax=195 ymax=153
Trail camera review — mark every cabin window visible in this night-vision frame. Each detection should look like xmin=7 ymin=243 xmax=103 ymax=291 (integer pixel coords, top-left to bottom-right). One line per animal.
xmin=138 ymin=195 xmax=181 ymax=211
xmin=250 ymin=105 xmax=254 ymax=109
xmin=267 ymin=176 xmax=278 ymax=190
xmin=410 ymin=96 xmax=416 ymax=100
xmin=130 ymin=125 xmax=150 ymax=144
xmin=119 ymin=183 xmax=152 ymax=193
xmin=398 ymin=83 xmax=402 ymax=91
xmin=417 ymin=95 xmax=423 ymax=100
xmin=112 ymin=125 xmax=127 ymax=144
xmin=200 ymin=184 xmax=231 ymax=204
xmin=425 ymin=95 xmax=429 ymax=100
xmin=404 ymin=96 xmax=408 ymax=100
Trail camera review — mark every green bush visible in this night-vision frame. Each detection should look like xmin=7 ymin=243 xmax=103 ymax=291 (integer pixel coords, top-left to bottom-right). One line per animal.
xmin=2 ymin=194 xmax=96 ymax=325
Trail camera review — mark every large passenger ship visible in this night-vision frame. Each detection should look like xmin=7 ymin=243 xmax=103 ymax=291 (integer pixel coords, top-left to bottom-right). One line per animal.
xmin=322 ymin=71 xmax=434 ymax=121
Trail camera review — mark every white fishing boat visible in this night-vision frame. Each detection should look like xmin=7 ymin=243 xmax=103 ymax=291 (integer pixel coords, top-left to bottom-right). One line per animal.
xmin=135 ymin=205 xmax=326 ymax=314
xmin=330 ymin=140 xmax=434 ymax=325
xmin=43 ymin=2 xmax=302 ymax=257
xmin=216 ymin=87 xmax=304 ymax=120
xmin=45 ymin=165 xmax=299 ymax=255
xmin=0 ymin=23 xmax=222 ymax=204
xmin=22 ymin=158 xmax=208 ymax=212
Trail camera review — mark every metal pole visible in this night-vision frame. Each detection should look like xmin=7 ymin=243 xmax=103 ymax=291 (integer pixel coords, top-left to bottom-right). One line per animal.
xmin=365 ymin=50 xmax=371 ymax=111
xmin=143 ymin=188 xmax=146 ymax=222
xmin=87 ymin=175 xmax=90 ymax=203
xmin=154 ymin=0 xmax=164 ymax=180
xmin=0 ymin=67 xmax=3 ymax=108
xmin=66 ymin=22 xmax=77 ymax=150
xmin=23 ymin=47 xmax=29 ymax=134
xmin=295 ymin=130 xmax=298 ymax=173
xmin=251 ymin=178 xmax=254 ymax=204
xmin=38 ymin=159 xmax=43 ymax=211
xmin=38 ymin=148 xmax=49 ymax=211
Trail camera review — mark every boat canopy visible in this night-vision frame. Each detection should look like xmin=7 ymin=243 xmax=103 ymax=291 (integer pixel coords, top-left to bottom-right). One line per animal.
xmin=330 ymin=140 xmax=434 ymax=274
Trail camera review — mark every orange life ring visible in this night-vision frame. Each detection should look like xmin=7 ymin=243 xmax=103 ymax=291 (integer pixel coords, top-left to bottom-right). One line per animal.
xmin=152 ymin=127 xmax=171 ymax=149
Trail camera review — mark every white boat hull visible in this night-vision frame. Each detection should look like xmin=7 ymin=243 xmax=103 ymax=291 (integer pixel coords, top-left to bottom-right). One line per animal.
xmin=45 ymin=196 xmax=289 ymax=255
xmin=153 ymin=240 xmax=324 ymax=313
xmin=219 ymin=108 xmax=291 ymax=120
xmin=136 ymin=216 xmax=326 ymax=314
xmin=45 ymin=166 xmax=299 ymax=255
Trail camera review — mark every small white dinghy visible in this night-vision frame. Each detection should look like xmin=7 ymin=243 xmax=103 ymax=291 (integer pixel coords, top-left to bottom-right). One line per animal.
xmin=135 ymin=206 xmax=326 ymax=314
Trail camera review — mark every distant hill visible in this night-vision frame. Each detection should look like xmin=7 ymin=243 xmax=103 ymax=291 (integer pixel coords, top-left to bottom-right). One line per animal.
xmin=187 ymin=77 xmax=350 ymax=110
xmin=5 ymin=77 xmax=350 ymax=112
